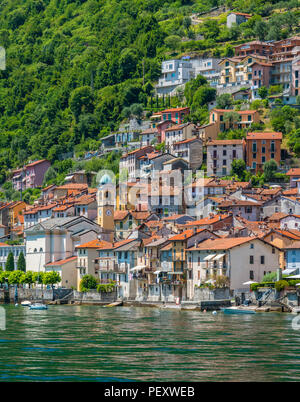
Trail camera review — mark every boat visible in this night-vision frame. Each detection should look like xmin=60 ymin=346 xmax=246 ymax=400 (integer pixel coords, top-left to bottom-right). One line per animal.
xmin=21 ymin=301 xmax=32 ymax=307
xmin=29 ymin=303 xmax=48 ymax=310
xmin=221 ymin=307 xmax=256 ymax=314
xmin=103 ymin=301 xmax=123 ymax=307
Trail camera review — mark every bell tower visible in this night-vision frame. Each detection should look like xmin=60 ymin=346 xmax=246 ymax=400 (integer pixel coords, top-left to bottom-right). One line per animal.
xmin=97 ymin=173 xmax=115 ymax=242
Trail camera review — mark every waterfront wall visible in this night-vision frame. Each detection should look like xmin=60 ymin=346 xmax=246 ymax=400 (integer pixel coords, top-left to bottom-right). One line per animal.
xmin=194 ymin=287 xmax=230 ymax=301
xmin=0 ymin=287 xmax=117 ymax=304
xmin=73 ymin=289 xmax=117 ymax=304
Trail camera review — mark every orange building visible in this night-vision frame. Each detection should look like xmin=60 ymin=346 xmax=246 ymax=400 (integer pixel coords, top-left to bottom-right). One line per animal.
xmin=246 ymin=132 xmax=282 ymax=173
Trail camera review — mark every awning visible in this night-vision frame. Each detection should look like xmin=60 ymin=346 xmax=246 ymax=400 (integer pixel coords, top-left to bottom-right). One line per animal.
xmin=130 ymin=265 xmax=146 ymax=272
xmin=213 ymin=253 xmax=226 ymax=260
xmin=287 ymin=274 xmax=300 ymax=279
xmin=167 ymin=272 xmax=184 ymax=275
xmin=243 ymin=280 xmax=258 ymax=285
xmin=204 ymin=254 xmax=216 ymax=261
xmin=205 ymin=279 xmax=216 ymax=284
xmin=154 ymin=270 xmax=161 ymax=274
xmin=282 ymin=268 xmax=298 ymax=275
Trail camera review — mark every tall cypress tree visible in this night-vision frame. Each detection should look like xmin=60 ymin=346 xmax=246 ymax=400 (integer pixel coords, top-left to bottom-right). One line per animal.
xmin=5 ymin=251 xmax=15 ymax=271
xmin=17 ymin=252 xmax=26 ymax=272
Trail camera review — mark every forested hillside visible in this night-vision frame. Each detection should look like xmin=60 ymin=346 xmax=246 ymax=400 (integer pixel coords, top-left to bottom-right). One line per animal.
xmin=0 ymin=0 xmax=299 ymax=185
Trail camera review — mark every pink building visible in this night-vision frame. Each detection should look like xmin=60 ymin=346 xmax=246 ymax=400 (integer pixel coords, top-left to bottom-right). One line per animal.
xmin=251 ymin=61 xmax=272 ymax=98
xmin=12 ymin=159 xmax=51 ymax=191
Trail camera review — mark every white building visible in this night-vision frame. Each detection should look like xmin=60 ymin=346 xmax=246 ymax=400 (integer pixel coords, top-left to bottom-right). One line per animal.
xmin=156 ymin=59 xmax=194 ymax=96
xmin=206 ymin=139 xmax=245 ymax=177
xmin=186 ymin=236 xmax=280 ymax=296
xmin=25 ymin=216 xmax=101 ymax=287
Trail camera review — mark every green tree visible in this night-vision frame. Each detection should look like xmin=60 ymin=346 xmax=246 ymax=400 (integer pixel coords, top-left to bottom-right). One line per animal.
xmin=223 ymin=111 xmax=241 ymax=129
xmin=69 ymin=86 xmax=94 ymax=122
xmin=80 ymin=274 xmax=98 ymax=292
xmin=258 ymin=86 xmax=268 ymax=100
xmin=216 ymin=94 xmax=232 ymax=109
xmin=5 ymin=251 xmax=15 ymax=271
xmin=43 ymin=271 xmax=61 ymax=288
xmin=192 ymin=86 xmax=216 ymax=110
xmin=263 ymin=159 xmax=278 ymax=182
xmin=17 ymin=251 xmax=26 ymax=272
xmin=230 ymin=159 xmax=246 ymax=181
xmin=20 ymin=271 xmax=34 ymax=288
xmin=164 ymin=35 xmax=181 ymax=51
xmin=33 ymin=271 xmax=45 ymax=287
xmin=254 ymin=20 xmax=268 ymax=41
xmin=8 ymin=270 xmax=24 ymax=285
xmin=184 ymin=75 xmax=207 ymax=106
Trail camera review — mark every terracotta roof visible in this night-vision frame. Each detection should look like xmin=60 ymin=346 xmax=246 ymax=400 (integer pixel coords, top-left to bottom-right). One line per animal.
xmin=168 ymin=228 xmax=206 ymax=241
xmin=219 ymin=199 xmax=262 ymax=207
xmin=187 ymin=237 xmax=255 ymax=251
xmin=246 ymin=132 xmax=282 ymax=140
xmin=275 ymin=230 xmax=300 ymax=240
xmin=173 ymin=137 xmax=200 ymax=145
xmin=229 ymin=12 xmax=251 ymax=17
xmin=283 ymin=188 xmax=298 ymax=196
xmin=163 ymin=214 xmax=190 ymax=221
xmin=184 ymin=214 xmax=230 ymax=227
xmin=164 ymin=123 xmax=190 ymax=132
xmin=76 ymin=240 xmax=112 ymax=249
xmin=161 ymin=107 xmax=189 ymax=113
xmin=26 ymin=159 xmax=49 ymax=168
xmin=268 ymin=212 xmax=288 ymax=221
xmin=207 ymin=139 xmax=244 ymax=146
xmin=0 ymin=242 xmax=11 ymax=247
xmin=286 ymin=168 xmax=300 ymax=176
xmin=114 ymin=210 xmax=129 ymax=221
xmin=55 ymin=183 xmax=88 ymax=190
xmin=130 ymin=211 xmax=150 ymax=220
xmin=212 ymin=109 xmax=257 ymax=114
xmin=45 ymin=256 xmax=77 ymax=266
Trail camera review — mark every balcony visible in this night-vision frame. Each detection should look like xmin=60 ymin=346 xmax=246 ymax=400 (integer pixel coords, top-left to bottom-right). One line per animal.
xmin=98 ymin=258 xmax=127 ymax=273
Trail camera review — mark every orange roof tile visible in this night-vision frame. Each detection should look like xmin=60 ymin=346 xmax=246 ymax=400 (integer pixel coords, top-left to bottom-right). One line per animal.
xmin=286 ymin=168 xmax=300 ymax=176
xmin=76 ymin=240 xmax=113 ymax=249
xmin=188 ymin=237 xmax=255 ymax=251
xmin=247 ymin=132 xmax=282 ymax=140
xmin=45 ymin=256 xmax=77 ymax=266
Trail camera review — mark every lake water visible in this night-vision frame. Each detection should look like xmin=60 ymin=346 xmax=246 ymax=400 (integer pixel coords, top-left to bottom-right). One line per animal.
xmin=0 ymin=304 xmax=299 ymax=381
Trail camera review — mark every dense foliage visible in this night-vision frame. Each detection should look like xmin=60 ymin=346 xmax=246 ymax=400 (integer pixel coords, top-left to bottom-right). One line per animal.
xmin=0 ymin=0 xmax=298 ymax=187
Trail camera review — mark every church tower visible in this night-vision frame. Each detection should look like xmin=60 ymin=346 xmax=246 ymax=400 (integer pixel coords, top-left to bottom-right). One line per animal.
xmin=97 ymin=173 xmax=115 ymax=242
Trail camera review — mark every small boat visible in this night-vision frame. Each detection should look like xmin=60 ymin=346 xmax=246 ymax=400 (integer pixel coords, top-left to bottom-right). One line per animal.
xmin=21 ymin=301 xmax=32 ymax=307
xmin=29 ymin=303 xmax=48 ymax=310
xmin=221 ymin=307 xmax=256 ymax=315
xmin=103 ymin=301 xmax=123 ymax=308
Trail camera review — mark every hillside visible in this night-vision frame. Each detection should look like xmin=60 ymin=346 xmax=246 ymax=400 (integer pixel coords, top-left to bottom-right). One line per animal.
xmin=0 ymin=0 xmax=299 ymax=185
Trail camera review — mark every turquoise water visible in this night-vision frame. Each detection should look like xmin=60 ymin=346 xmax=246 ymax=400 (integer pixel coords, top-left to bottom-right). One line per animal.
xmin=0 ymin=304 xmax=299 ymax=381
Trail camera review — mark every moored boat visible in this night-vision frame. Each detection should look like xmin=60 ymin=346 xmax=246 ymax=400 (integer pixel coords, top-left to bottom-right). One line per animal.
xmin=221 ymin=307 xmax=256 ymax=314
xmin=21 ymin=301 xmax=32 ymax=307
xmin=29 ymin=303 xmax=48 ymax=310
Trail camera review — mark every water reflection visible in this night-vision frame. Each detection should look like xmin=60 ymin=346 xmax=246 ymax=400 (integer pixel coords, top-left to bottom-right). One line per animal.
xmin=0 ymin=305 xmax=299 ymax=381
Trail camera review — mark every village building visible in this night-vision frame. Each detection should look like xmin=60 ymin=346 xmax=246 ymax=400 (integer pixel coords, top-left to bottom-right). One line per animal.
xmin=206 ymin=139 xmax=245 ymax=177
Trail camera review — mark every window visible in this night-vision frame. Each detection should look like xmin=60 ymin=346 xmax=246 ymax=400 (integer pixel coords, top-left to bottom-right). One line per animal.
xmin=249 ymin=270 xmax=254 ymax=280
xmin=250 ymin=244 xmax=254 ymax=249
xmin=272 ymin=248 xmax=275 ymax=254
xmin=260 ymin=256 xmax=265 ymax=264
xmin=262 ymin=147 xmax=265 ymax=154
xmin=250 ymin=255 xmax=254 ymax=264
xmin=262 ymin=156 xmax=266 ymax=163
xmin=248 ymin=115 xmax=252 ymax=121
xmin=223 ymin=149 xmax=227 ymax=156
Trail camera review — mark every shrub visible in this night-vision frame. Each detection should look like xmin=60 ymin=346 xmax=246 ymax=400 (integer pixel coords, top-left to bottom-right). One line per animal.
xmin=262 ymin=272 xmax=277 ymax=282
xmin=97 ymin=281 xmax=116 ymax=293
xmin=80 ymin=274 xmax=98 ymax=292
xmin=275 ymin=280 xmax=289 ymax=292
